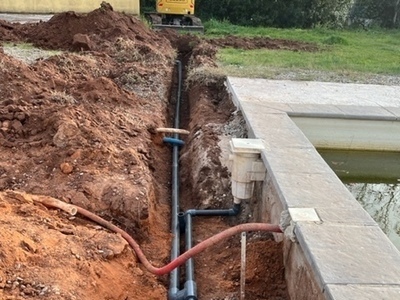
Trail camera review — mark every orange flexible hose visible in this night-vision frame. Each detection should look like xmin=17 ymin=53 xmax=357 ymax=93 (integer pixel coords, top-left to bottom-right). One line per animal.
xmin=39 ymin=198 xmax=283 ymax=276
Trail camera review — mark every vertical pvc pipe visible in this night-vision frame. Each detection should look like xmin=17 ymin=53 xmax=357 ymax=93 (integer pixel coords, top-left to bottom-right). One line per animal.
xmin=185 ymin=213 xmax=197 ymax=299
xmin=169 ymin=60 xmax=183 ymax=299
xmin=169 ymin=143 xmax=180 ymax=297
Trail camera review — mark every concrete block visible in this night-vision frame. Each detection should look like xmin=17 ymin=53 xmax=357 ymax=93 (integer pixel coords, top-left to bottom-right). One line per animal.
xmin=296 ymin=223 xmax=400 ymax=286
xmin=271 ymin=171 xmax=357 ymax=209
xmin=289 ymin=208 xmax=320 ymax=222
xmin=261 ymin=146 xmax=334 ymax=175
xmin=316 ymin=207 xmax=376 ymax=225
xmin=325 ymin=284 xmax=400 ymax=300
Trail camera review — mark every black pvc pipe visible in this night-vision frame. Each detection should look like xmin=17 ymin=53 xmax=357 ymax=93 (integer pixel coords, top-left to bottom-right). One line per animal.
xmin=186 ymin=203 xmax=241 ymax=217
xmin=184 ymin=213 xmax=197 ymax=299
xmin=168 ymin=60 xmax=183 ymax=300
xmin=167 ymin=60 xmax=241 ymax=300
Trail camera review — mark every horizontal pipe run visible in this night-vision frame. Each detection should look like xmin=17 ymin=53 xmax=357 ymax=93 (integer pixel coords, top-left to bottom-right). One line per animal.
xmin=186 ymin=203 xmax=241 ymax=217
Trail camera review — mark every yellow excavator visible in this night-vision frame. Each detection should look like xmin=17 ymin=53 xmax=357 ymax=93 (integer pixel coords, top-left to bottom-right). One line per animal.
xmin=145 ymin=0 xmax=204 ymax=32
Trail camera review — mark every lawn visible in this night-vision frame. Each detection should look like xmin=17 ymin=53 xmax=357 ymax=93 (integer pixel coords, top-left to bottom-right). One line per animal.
xmin=205 ymin=20 xmax=400 ymax=78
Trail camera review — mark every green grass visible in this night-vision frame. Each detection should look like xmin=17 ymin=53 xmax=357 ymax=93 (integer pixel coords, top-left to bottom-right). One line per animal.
xmin=3 ymin=42 xmax=36 ymax=49
xmin=3 ymin=42 xmax=62 ymax=55
xmin=204 ymin=20 xmax=400 ymax=78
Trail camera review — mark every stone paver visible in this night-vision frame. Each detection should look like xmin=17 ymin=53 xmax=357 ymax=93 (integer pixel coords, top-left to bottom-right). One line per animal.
xmin=325 ymin=284 xmax=400 ymax=300
xmin=296 ymin=223 xmax=400 ymax=286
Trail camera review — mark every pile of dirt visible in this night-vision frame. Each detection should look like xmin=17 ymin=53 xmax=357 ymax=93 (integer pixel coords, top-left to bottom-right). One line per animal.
xmin=0 ymin=191 xmax=165 ymax=300
xmin=13 ymin=3 xmax=167 ymax=53
xmin=0 ymin=20 xmax=19 ymax=41
xmin=0 ymin=4 xmax=176 ymax=299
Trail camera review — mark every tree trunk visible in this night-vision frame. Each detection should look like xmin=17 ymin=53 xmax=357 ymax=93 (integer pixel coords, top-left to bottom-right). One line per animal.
xmin=394 ymin=0 xmax=400 ymax=26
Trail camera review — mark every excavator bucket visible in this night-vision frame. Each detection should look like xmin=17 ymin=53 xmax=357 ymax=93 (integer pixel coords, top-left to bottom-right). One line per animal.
xmin=152 ymin=24 xmax=204 ymax=33
xmin=146 ymin=13 xmax=204 ymax=34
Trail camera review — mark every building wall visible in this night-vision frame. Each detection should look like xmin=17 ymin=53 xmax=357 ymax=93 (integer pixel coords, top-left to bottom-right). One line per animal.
xmin=0 ymin=0 xmax=139 ymax=14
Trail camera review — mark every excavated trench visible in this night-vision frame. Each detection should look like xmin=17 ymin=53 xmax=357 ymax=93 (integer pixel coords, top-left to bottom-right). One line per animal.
xmin=159 ymin=40 xmax=289 ymax=299
xmin=0 ymin=7 xmax=290 ymax=299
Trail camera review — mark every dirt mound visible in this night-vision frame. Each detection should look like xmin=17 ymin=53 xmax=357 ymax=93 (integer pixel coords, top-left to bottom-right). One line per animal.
xmin=0 ymin=191 xmax=165 ymax=300
xmin=210 ymin=35 xmax=318 ymax=51
xmin=16 ymin=3 xmax=169 ymax=52
xmin=0 ymin=20 xmax=19 ymax=41
xmin=0 ymin=4 xmax=176 ymax=299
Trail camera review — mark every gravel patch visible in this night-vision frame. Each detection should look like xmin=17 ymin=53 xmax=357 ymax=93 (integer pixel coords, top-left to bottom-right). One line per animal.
xmin=2 ymin=44 xmax=60 ymax=64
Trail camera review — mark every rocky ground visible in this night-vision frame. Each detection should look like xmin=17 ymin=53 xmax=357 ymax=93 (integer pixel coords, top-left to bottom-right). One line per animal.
xmin=0 ymin=4 xmax=322 ymax=299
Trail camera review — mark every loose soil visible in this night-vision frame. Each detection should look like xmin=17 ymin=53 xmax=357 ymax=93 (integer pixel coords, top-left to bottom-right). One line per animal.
xmin=0 ymin=4 xmax=305 ymax=299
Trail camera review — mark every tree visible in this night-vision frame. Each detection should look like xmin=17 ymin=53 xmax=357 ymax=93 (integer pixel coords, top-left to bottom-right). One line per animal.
xmin=141 ymin=0 xmax=357 ymax=28
xmin=141 ymin=0 xmax=157 ymax=13
xmin=196 ymin=0 xmax=353 ymax=28
xmin=350 ymin=0 xmax=400 ymax=28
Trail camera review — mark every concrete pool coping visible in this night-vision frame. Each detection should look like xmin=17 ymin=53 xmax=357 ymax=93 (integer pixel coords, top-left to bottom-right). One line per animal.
xmin=227 ymin=77 xmax=400 ymax=300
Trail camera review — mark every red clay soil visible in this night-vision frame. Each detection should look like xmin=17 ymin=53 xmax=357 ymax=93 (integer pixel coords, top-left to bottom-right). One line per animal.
xmin=0 ymin=3 xmax=290 ymax=300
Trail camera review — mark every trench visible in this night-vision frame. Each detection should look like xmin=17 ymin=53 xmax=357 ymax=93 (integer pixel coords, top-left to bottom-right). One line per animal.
xmin=0 ymin=10 xmax=299 ymax=300
xmin=159 ymin=42 xmax=289 ymax=299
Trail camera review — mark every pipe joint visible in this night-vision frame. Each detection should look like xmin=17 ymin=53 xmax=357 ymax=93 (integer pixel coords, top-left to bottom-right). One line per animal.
xmin=184 ymin=280 xmax=197 ymax=300
xmin=178 ymin=212 xmax=186 ymax=233
xmin=163 ymin=137 xmax=185 ymax=146
xmin=230 ymin=203 xmax=241 ymax=216
xmin=168 ymin=288 xmax=185 ymax=300
xmin=185 ymin=209 xmax=197 ymax=216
